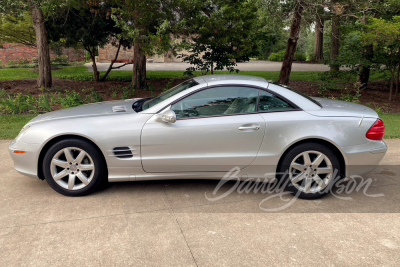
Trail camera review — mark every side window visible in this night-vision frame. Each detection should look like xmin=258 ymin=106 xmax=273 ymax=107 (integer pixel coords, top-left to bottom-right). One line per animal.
xmin=258 ymin=90 xmax=296 ymax=112
xmin=172 ymin=86 xmax=259 ymax=119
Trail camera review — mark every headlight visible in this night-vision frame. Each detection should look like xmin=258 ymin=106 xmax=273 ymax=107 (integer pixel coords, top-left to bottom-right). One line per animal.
xmin=16 ymin=125 xmax=31 ymax=140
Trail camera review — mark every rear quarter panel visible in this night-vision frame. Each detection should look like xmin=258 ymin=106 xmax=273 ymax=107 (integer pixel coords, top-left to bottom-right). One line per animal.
xmin=249 ymin=111 xmax=377 ymax=172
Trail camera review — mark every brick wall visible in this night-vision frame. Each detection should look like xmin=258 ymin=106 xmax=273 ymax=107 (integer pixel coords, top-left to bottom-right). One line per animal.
xmin=0 ymin=43 xmax=85 ymax=66
xmin=98 ymin=43 xmax=184 ymax=63
xmin=60 ymin=47 xmax=85 ymax=62
xmin=98 ymin=43 xmax=134 ymax=63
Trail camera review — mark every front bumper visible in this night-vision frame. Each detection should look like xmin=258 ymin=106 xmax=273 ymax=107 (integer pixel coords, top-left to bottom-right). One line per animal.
xmin=9 ymin=140 xmax=40 ymax=179
xmin=342 ymin=140 xmax=388 ymax=177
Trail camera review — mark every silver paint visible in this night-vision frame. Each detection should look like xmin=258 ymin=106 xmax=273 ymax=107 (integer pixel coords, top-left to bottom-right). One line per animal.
xmin=9 ymin=75 xmax=387 ymax=186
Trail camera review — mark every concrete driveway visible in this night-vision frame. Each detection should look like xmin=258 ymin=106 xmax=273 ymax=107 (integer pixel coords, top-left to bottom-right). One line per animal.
xmin=1 ymin=140 xmax=399 ymax=266
xmin=86 ymin=61 xmax=330 ymax=72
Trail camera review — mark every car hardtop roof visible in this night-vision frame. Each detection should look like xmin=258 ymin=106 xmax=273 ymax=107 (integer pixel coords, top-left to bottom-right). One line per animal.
xmin=194 ymin=74 xmax=268 ymax=85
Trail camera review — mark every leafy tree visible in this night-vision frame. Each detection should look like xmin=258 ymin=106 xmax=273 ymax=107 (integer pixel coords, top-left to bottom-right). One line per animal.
xmin=363 ymin=17 xmax=400 ymax=101
xmin=0 ymin=12 xmax=36 ymax=47
xmin=114 ymin=0 xmax=175 ymax=89
xmin=255 ymin=0 xmax=287 ymax=60
xmin=175 ymin=0 xmax=259 ymax=75
xmin=0 ymin=0 xmax=61 ymax=88
xmin=47 ymin=3 xmax=119 ymax=82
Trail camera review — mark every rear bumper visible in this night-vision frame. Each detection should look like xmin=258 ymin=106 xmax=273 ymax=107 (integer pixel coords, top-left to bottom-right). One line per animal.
xmin=9 ymin=140 xmax=40 ymax=179
xmin=342 ymin=140 xmax=388 ymax=177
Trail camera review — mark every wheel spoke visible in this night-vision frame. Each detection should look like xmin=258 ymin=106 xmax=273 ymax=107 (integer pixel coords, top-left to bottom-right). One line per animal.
xmin=52 ymin=159 xmax=69 ymax=169
xmin=291 ymin=163 xmax=306 ymax=172
xmin=303 ymin=177 xmax=313 ymax=193
xmin=292 ymin=172 xmax=306 ymax=183
xmin=68 ymin=174 xmax=76 ymax=190
xmin=80 ymin=164 xmax=94 ymax=171
xmin=317 ymin=167 xmax=332 ymax=174
xmin=64 ymin=148 xmax=74 ymax=163
xmin=75 ymin=151 xmax=86 ymax=164
xmin=312 ymin=154 xmax=325 ymax=167
xmin=76 ymin=172 xmax=89 ymax=185
xmin=302 ymin=152 xmax=312 ymax=166
xmin=313 ymin=175 xmax=327 ymax=189
xmin=53 ymin=169 xmax=68 ymax=180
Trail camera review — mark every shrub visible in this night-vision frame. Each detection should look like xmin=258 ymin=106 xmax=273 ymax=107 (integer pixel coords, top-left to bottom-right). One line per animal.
xmin=85 ymin=90 xmax=103 ymax=103
xmin=0 ymin=93 xmax=37 ymax=114
xmin=294 ymin=52 xmax=306 ymax=62
xmin=51 ymin=56 xmax=69 ymax=66
xmin=18 ymin=59 xmax=30 ymax=66
xmin=38 ymin=95 xmax=52 ymax=112
xmin=122 ymin=86 xmax=135 ymax=99
xmin=268 ymin=50 xmax=286 ymax=62
xmin=6 ymin=60 xmax=19 ymax=68
xmin=59 ymin=91 xmax=84 ymax=108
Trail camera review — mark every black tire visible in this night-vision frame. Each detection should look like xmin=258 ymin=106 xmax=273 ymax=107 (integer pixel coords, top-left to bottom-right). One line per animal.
xmin=278 ymin=142 xmax=341 ymax=200
xmin=43 ymin=138 xmax=107 ymax=196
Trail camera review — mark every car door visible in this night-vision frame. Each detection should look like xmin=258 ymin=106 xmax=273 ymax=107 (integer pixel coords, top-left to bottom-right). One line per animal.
xmin=140 ymin=86 xmax=266 ymax=173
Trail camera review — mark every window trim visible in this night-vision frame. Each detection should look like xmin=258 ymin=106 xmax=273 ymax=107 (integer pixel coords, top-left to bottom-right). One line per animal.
xmin=157 ymin=84 xmax=302 ymax=120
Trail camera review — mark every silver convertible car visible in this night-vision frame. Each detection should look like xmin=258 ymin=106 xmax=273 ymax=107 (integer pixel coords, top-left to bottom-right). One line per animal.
xmin=9 ymin=75 xmax=387 ymax=198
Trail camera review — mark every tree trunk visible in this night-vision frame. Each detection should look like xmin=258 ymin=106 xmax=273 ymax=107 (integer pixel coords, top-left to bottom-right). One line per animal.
xmin=133 ymin=41 xmax=147 ymax=89
xmin=357 ymin=45 xmax=373 ymax=89
xmin=100 ymin=40 xmax=122 ymax=82
xmin=90 ymin=51 xmax=100 ymax=82
xmin=330 ymin=0 xmax=340 ymax=72
xmin=314 ymin=16 xmax=324 ymax=63
xmin=396 ymin=48 xmax=400 ymax=96
xmin=389 ymin=72 xmax=394 ymax=102
xmin=396 ymin=70 xmax=399 ymax=96
xmin=278 ymin=1 xmax=304 ymax=85
xmin=32 ymin=7 xmax=52 ymax=88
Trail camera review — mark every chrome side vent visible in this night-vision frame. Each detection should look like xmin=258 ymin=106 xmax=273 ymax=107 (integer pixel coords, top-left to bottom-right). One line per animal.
xmin=112 ymin=147 xmax=133 ymax=158
xmin=112 ymin=105 xmax=127 ymax=113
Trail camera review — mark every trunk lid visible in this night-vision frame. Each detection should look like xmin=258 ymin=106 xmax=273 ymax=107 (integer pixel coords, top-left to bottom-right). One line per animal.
xmin=307 ymin=97 xmax=378 ymax=118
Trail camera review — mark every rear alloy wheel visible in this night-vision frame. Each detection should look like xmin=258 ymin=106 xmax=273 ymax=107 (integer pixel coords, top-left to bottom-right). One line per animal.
xmin=43 ymin=139 xmax=106 ymax=196
xmin=278 ymin=143 xmax=341 ymax=199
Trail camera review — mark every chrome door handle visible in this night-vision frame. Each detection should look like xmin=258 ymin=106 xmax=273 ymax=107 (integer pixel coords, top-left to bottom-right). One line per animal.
xmin=238 ymin=125 xmax=260 ymax=131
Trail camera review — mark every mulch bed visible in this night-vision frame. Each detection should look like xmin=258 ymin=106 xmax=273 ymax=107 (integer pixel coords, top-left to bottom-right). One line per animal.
xmin=1 ymin=78 xmax=399 ymax=113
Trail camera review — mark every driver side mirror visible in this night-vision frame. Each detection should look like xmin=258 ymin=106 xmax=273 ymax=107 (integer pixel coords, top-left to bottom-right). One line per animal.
xmin=158 ymin=109 xmax=176 ymax=123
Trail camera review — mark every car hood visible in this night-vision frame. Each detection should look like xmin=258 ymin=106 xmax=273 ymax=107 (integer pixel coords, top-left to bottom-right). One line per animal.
xmin=308 ymin=97 xmax=378 ymax=118
xmin=29 ymin=99 xmax=140 ymax=124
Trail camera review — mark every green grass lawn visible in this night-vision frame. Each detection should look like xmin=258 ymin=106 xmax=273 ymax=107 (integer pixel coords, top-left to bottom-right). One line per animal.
xmin=380 ymin=114 xmax=400 ymax=139
xmin=0 ymin=65 xmax=390 ymax=84
xmin=1 ymin=113 xmax=399 ymax=140
xmin=0 ymin=65 xmax=334 ymax=83
xmin=0 ymin=115 xmax=35 ymax=139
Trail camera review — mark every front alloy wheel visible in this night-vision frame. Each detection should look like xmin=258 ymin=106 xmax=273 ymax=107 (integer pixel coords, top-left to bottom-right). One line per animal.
xmin=43 ymin=139 xmax=106 ymax=196
xmin=50 ymin=147 xmax=95 ymax=190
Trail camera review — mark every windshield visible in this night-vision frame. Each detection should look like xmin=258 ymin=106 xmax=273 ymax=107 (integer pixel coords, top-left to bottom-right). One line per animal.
xmin=141 ymin=79 xmax=199 ymax=111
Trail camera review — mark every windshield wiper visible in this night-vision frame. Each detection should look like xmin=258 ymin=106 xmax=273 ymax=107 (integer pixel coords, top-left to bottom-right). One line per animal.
xmin=132 ymin=98 xmax=153 ymax=112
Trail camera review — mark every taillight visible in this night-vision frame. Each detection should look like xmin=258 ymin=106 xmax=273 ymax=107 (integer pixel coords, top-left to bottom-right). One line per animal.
xmin=366 ymin=119 xmax=385 ymax=141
